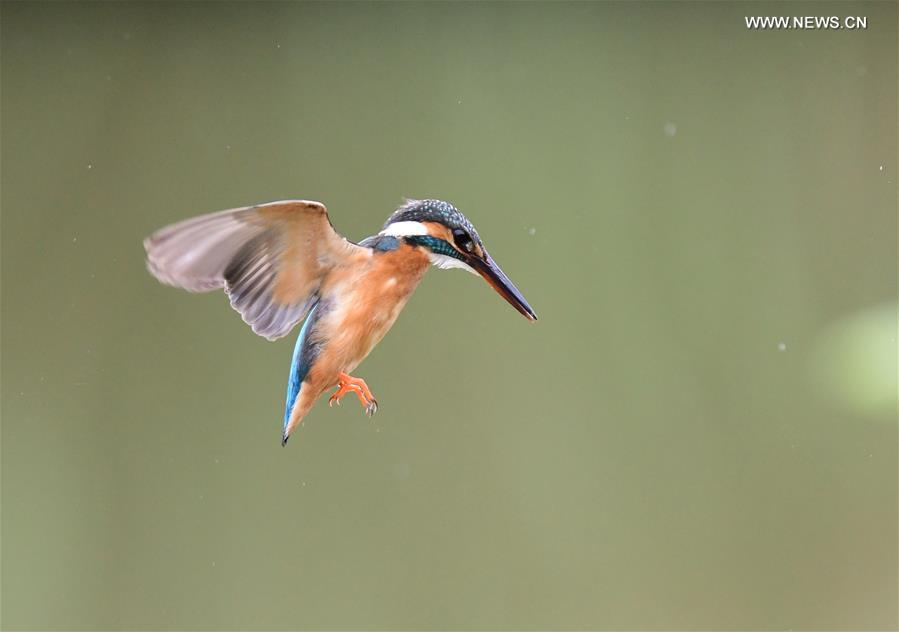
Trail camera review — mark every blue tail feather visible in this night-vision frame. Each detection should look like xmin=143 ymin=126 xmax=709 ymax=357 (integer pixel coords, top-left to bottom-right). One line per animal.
xmin=283 ymin=304 xmax=319 ymax=433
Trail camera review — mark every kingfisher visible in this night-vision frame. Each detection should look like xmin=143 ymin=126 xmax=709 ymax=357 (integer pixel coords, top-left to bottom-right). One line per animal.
xmin=144 ymin=198 xmax=537 ymax=445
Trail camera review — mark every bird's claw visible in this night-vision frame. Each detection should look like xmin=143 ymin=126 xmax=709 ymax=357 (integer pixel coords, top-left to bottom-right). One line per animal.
xmin=329 ymin=373 xmax=378 ymax=417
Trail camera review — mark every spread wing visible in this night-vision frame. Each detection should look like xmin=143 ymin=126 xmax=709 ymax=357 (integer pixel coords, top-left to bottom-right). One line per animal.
xmin=144 ymin=200 xmax=369 ymax=341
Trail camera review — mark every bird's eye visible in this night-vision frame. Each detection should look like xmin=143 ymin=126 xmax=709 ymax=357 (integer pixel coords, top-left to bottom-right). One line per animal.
xmin=452 ymin=228 xmax=474 ymax=253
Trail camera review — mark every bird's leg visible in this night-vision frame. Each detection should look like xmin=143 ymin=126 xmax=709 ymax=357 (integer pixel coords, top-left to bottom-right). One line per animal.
xmin=328 ymin=372 xmax=379 ymax=416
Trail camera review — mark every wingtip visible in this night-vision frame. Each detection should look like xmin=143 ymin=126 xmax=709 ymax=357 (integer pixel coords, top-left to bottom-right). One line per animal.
xmin=281 ymin=433 xmax=289 ymax=446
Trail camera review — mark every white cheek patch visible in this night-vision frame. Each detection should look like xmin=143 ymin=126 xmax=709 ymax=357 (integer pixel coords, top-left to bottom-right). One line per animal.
xmin=379 ymin=221 xmax=429 ymax=237
xmin=427 ymin=252 xmax=477 ymax=275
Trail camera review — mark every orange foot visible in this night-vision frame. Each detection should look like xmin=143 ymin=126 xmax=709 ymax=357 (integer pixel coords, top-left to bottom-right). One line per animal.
xmin=328 ymin=372 xmax=379 ymax=417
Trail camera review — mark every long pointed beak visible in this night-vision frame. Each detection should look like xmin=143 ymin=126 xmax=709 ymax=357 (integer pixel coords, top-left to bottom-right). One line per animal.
xmin=469 ymin=252 xmax=537 ymax=321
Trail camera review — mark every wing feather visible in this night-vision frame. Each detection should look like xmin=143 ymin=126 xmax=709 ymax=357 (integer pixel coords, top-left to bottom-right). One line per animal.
xmin=144 ymin=200 xmax=368 ymax=340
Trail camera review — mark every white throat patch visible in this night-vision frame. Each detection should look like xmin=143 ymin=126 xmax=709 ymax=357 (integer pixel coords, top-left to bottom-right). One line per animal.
xmin=428 ymin=252 xmax=477 ymax=275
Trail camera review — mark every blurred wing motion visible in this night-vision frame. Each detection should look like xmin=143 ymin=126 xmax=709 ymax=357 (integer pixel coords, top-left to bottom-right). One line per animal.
xmin=144 ymin=200 xmax=367 ymax=341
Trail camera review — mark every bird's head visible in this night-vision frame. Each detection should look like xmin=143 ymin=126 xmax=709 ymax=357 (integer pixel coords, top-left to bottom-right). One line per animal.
xmin=379 ymin=199 xmax=537 ymax=321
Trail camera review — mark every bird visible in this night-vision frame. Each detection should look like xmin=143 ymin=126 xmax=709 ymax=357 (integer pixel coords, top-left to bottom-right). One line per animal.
xmin=144 ymin=198 xmax=537 ymax=445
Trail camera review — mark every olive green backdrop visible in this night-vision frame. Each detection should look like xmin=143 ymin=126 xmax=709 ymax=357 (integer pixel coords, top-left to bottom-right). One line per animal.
xmin=2 ymin=2 xmax=896 ymax=630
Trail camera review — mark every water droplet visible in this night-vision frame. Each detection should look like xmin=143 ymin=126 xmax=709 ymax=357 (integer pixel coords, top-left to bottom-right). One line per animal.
xmin=87 ymin=164 xmax=92 ymax=169
xmin=663 ymin=122 xmax=677 ymax=137
xmin=527 ymin=227 xmax=536 ymax=236
xmin=777 ymin=342 xmax=787 ymax=352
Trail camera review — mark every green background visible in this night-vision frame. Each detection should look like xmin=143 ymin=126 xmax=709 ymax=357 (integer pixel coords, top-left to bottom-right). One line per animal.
xmin=2 ymin=2 xmax=896 ymax=630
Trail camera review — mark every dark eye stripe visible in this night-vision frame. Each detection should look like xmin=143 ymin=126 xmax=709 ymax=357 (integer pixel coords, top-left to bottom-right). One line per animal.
xmin=407 ymin=235 xmax=466 ymax=260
